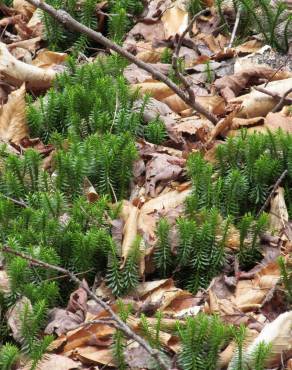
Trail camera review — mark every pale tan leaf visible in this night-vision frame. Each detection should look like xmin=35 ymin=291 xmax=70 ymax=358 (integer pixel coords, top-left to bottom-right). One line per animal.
xmin=161 ymin=3 xmax=188 ymax=38
xmin=233 ymin=78 xmax=292 ymax=118
xmin=13 ymin=0 xmax=35 ymax=18
xmin=0 ymin=84 xmax=28 ymax=144
xmin=269 ymin=187 xmax=289 ymax=233
xmin=0 ymin=42 xmax=56 ymax=89
xmin=122 ymin=205 xmax=139 ymax=263
xmin=73 ymin=347 xmax=115 ymax=366
xmin=21 ymin=354 xmax=79 ymax=370
xmin=7 ymin=297 xmax=32 ymax=342
xmin=235 ymin=39 xmax=263 ymax=54
xmin=0 ymin=270 xmax=10 ymax=293
xmin=32 ymin=49 xmax=68 ymax=68
xmin=131 ymin=82 xmax=173 ymax=100
xmin=245 ymin=311 xmax=292 ymax=368
xmin=83 ymin=178 xmax=99 ymax=203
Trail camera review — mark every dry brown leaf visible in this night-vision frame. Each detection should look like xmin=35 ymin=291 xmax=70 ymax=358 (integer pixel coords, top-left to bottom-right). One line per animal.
xmin=122 ymin=205 xmax=139 ymax=263
xmin=269 ymin=187 xmax=289 ymax=233
xmin=134 ymin=279 xmax=173 ymax=298
xmin=8 ymin=36 xmax=41 ymax=53
xmin=247 ymin=110 xmax=292 ymax=134
xmin=231 ymin=116 xmax=265 ymax=129
xmin=233 ymin=77 xmax=292 ymax=118
xmin=138 ymin=188 xmax=191 ymax=244
xmin=67 ymin=281 xmax=88 ymax=314
xmin=124 ymin=63 xmax=169 ymax=84
xmin=131 ymin=82 xmax=173 ymax=100
xmin=21 ymin=354 xmax=80 ymax=370
xmin=245 ymin=311 xmax=292 ymax=368
xmin=13 ymin=0 xmax=35 ymax=18
xmin=0 ymin=42 xmax=56 ymax=89
xmin=26 ymin=8 xmax=43 ymax=36
xmin=234 ymin=261 xmax=280 ymax=311
xmin=207 ymin=106 xmax=241 ymax=142
xmin=72 ymin=346 xmax=115 ymax=366
xmin=161 ymin=3 xmax=188 ymax=38
xmin=174 ymin=116 xmax=214 ymax=139
xmin=215 ymin=67 xmax=292 ymax=101
xmin=0 ymin=84 xmax=28 ymax=144
xmin=7 ymin=297 xmax=32 ymax=342
xmin=235 ymin=39 xmax=263 ymax=54
xmin=45 ymin=308 xmax=84 ymax=336
xmin=0 ymin=270 xmax=10 ymax=293
xmin=145 ymin=153 xmax=185 ymax=197
xmin=32 ymin=49 xmax=68 ymax=68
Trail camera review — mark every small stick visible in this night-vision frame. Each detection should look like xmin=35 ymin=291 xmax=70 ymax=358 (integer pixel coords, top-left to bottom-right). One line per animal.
xmin=172 ymin=9 xmax=210 ymax=103
xmin=0 ymin=193 xmax=27 ymax=207
xmin=228 ymin=8 xmax=241 ymax=48
xmin=2 ymin=246 xmax=169 ymax=370
xmin=253 ymin=86 xmax=292 ymax=105
xmin=256 ymin=169 xmax=288 ymax=217
xmin=272 ymin=87 xmax=292 ymax=113
xmin=24 ymin=0 xmax=218 ymax=125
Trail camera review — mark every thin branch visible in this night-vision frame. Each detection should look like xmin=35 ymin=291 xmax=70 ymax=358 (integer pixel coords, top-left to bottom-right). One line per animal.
xmin=272 ymin=87 xmax=292 ymax=113
xmin=0 ymin=193 xmax=27 ymax=207
xmin=24 ymin=0 xmax=218 ymax=124
xmin=256 ymin=169 xmax=288 ymax=218
xmin=253 ymin=86 xmax=292 ymax=105
xmin=2 ymin=246 xmax=169 ymax=370
xmin=172 ymin=9 xmax=209 ymax=103
xmin=228 ymin=8 xmax=241 ymax=48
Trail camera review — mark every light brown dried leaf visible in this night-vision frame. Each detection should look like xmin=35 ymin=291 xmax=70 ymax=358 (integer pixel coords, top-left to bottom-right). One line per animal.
xmin=0 ymin=42 xmax=56 ymax=89
xmin=122 ymin=205 xmax=139 ymax=263
xmin=0 ymin=84 xmax=28 ymax=144
xmin=161 ymin=3 xmax=188 ymax=38
xmin=269 ymin=187 xmax=289 ymax=233
xmin=131 ymin=81 xmax=173 ymax=100
xmin=21 ymin=354 xmax=80 ymax=370
xmin=7 ymin=297 xmax=32 ymax=342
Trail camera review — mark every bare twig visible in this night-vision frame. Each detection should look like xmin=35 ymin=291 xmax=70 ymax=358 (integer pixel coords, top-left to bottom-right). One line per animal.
xmin=256 ymin=169 xmax=288 ymax=218
xmin=0 ymin=193 xmax=27 ymax=207
xmin=172 ymin=9 xmax=209 ymax=103
xmin=228 ymin=8 xmax=241 ymax=48
xmin=272 ymin=87 xmax=292 ymax=112
xmin=2 ymin=246 xmax=169 ymax=370
xmin=24 ymin=0 xmax=218 ymax=124
xmin=253 ymin=86 xmax=292 ymax=105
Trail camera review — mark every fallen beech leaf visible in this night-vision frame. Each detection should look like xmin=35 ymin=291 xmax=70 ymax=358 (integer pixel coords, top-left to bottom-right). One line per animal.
xmin=45 ymin=308 xmax=84 ymax=336
xmin=67 ymin=280 xmax=88 ymax=314
xmin=124 ymin=63 xmax=169 ymax=84
xmin=126 ymin=22 xmax=165 ymax=43
xmin=207 ymin=106 xmax=241 ymax=142
xmin=22 ymin=354 xmax=80 ymax=370
xmin=125 ymin=342 xmax=157 ymax=369
xmin=234 ymin=261 xmax=280 ymax=312
xmin=215 ymin=67 xmax=292 ymax=101
xmin=32 ymin=49 xmax=68 ymax=68
xmin=174 ymin=116 xmax=214 ymax=140
xmin=73 ymin=346 xmax=115 ymax=366
xmin=0 ymin=84 xmax=28 ymax=144
xmin=8 ymin=36 xmax=42 ymax=52
xmin=248 ymin=110 xmax=292 ymax=134
xmin=138 ymin=188 xmax=191 ymax=243
xmin=245 ymin=311 xmax=292 ymax=367
xmin=145 ymin=153 xmax=185 ymax=197
xmin=161 ymin=3 xmax=188 ymax=38
xmin=26 ymin=8 xmax=43 ymax=36
xmin=131 ymin=82 xmax=173 ymax=100
xmin=122 ymin=205 xmax=139 ymax=263
xmin=231 ymin=116 xmax=265 ymax=130
xmin=134 ymin=279 xmax=173 ymax=298
xmin=269 ymin=187 xmax=288 ymax=233
xmin=0 ymin=42 xmax=56 ymax=89
xmin=233 ymin=77 xmax=292 ymax=118
xmin=235 ymin=39 xmax=263 ymax=54
xmin=0 ymin=270 xmax=10 ymax=293
xmin=7 ymin=296 xmax=32 ymax=342
xmin=13 ymin=0 xmax=35 ymax=18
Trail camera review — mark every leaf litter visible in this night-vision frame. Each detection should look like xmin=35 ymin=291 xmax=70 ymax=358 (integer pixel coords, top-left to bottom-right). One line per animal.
xmin=0 ymin=0 xmax=292 ymax=368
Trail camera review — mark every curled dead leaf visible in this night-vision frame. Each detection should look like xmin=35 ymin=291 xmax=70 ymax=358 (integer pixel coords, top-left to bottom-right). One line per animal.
xmin=0 ymin=84 xmax=28 ymax=144
xmin=0 ymin=42 xmax=56 ymax=89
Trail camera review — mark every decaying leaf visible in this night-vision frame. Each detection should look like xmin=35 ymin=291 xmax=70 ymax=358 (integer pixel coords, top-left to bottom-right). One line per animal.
xmin=233 ymin=78 xmax=292 ymax=118
xmin=7 ymin=296 xmax=32 ymax=342
xmin=0 ymin=42 xmax=56 ymax=89
xmin=161 ymin=2 xmax=188 ymax=38
xmin=0 ymin=84 xmax=28 ymax=144
xmin=269 ymin=187 xmax=289 ymax=233
xmin=245 ymin=311 xmax=292 ymax=367
xmin=121 ymin=204 xmax=139 ymax=262
xmin=32 ymin=49 xmax=68 ymax=68
xmin=131 ymin=81 xmax=173 ymax=100
xmin=21 ymin=354 xmax=80 ymax=370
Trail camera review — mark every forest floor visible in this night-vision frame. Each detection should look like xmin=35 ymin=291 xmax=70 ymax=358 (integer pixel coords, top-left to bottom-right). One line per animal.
xmin=0 ymin=0 xmax=292 ymax=369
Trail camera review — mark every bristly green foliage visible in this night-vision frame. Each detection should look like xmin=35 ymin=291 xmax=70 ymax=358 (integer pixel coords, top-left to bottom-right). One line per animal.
xmin=249 ymin=341 xmax=271 ymax=370
xmin=154 ymin=218 xmax=172 ymax=277
xmin=106 ymin=237 xmax=141 ymax=296
xmin=236 ymin=0 xmax=291 ymax=52
xmin=187 ymin=130 xmax=292 ymax=217
xmin=177 ymin=314 xmax=232 ymax=370
xmin=187 ymin=0 xmax=204 ymax=17
xmin=144 ymin=117 xmax=168 ymax=145
xmin=278 ymin=255 xmax=292 ymax=304
xmin=27 ymin=56 xmax=143 ymax=143
xmin=0 ymin=343 xmax=20 ymax=370
xmin=154 ymin=209 xmax=231 ymax=293
xmin=160 ymin=48 xmax=173 ymax=64
xmin=229 ymin=324 xmax=247 ymax=370
xmin=43 ymin=0 xmax=143 ymax=52
xmin=112 ymin=300 xmax=132 ymax=369
xmin=237 ymin=212 xmax=268 ymax=270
